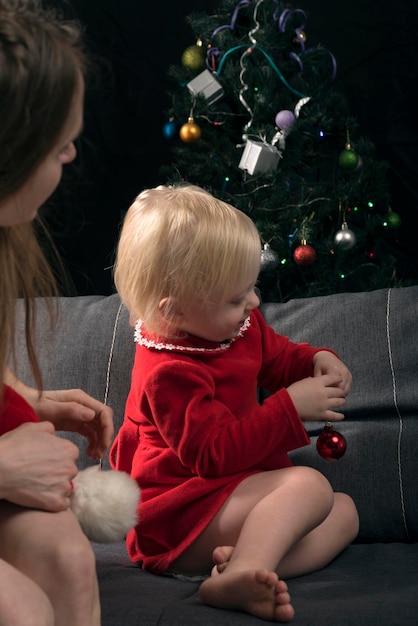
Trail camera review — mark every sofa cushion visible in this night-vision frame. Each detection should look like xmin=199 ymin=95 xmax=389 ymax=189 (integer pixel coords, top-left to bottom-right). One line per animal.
xmin=93 ymin=540 xmax=418 ymax=625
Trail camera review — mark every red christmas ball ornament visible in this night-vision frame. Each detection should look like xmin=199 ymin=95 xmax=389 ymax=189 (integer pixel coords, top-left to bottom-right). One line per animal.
xmin=293 ymin=242 xmax=317 ymax=266
xmin=316 ymin=423 xmax=347 ymax=461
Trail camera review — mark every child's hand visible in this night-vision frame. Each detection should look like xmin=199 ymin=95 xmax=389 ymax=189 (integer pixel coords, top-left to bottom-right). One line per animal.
xmin=313 ymin=351 xmax=352 ymax=395
xmin=287 ymin=374 xmax=346 ymax=421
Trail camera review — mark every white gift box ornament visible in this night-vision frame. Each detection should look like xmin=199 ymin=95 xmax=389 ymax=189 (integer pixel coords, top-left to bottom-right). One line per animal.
xmin=187 ymin=69 xmax=224 ymax=106
xmin=239 ymin=139 xmax=281 ymax=175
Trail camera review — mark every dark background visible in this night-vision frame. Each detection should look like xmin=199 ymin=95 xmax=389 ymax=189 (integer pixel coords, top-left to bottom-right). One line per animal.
xmin=44 ymin=0 xmax=418 ymax=296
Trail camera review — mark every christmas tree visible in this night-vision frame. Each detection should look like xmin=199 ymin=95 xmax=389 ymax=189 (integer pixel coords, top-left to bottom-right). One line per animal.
xmin=161 ymin=0 xmax=403 ymax=302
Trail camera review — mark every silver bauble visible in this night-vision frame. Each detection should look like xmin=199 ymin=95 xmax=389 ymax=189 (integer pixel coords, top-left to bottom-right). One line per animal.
xmin=334 ymin=222 xmax=356 ymax=250
xmin=260 ymin=243 xmax=279 ymax=271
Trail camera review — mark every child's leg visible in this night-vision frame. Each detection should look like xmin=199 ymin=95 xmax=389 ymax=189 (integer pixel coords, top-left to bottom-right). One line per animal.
xmin=0 ymin=500 xmax=101 ymax=626
xmin=0 ymin=558 xmax=54 ymax=626
xmin=212 ymin=492 xmax=358 ymax=579
xmin=278 ymin=491 xmax=358 ymax=578
xmin=174 ymin=466 xmax=358 ymax=622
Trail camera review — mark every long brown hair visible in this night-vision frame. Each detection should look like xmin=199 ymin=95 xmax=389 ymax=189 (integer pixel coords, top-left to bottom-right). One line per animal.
xmin=0 ymin=0 xmax=87 ymax=389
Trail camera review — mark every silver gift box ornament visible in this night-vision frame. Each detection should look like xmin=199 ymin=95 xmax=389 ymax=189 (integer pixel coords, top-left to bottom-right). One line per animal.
xmin=187 ymin=69 xmax=224 ymax=106
xmin=238 ymin=139 xmax=281 ymax=175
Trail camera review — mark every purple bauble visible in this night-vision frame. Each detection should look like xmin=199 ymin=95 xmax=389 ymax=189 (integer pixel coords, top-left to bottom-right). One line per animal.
xmin=274 ymin=110 xmax=296 ymax=130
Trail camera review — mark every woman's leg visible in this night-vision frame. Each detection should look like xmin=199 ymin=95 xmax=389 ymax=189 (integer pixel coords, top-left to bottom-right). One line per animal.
xmin=173 ymin=466 xmax=358 ymax=622
xmin=0 ymin=501 xmax=101 ymax=626
xmin=0 ymin=559 xmax=54 ymax=626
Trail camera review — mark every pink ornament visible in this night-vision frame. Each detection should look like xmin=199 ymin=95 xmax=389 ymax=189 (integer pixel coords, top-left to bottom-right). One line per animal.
xmin=275 ymin=110 xmax=296 ymax=129
xmin=316 ymin=423 xmax=347 ymax=461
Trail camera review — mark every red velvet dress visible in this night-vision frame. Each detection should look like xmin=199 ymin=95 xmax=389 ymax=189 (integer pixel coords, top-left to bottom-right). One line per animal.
xmin=0 ymin=385 xmax=38 ymax=436
xmin=110 ymin=308 xmax=327 ymax=573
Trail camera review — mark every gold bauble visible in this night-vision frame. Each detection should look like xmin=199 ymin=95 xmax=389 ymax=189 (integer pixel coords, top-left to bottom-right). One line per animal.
xmin=179 ymin=117 xmax=201 ymax=143
xmin=181 ymin=44 xmax=205 ymax=71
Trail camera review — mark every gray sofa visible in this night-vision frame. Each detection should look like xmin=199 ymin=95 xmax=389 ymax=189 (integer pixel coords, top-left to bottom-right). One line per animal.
xmin=14 ymin=286 xmax=418 ymax=625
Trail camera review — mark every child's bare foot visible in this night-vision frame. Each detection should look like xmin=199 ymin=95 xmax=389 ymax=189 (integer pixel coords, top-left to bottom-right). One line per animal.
xmin=211 ymin=545 xmax=234 ymax=576
xmin=200 ymin=568 xmax=295 ymax=622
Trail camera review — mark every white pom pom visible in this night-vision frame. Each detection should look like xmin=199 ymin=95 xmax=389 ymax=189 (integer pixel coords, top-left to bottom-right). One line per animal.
xmin=70 ymin=466 xmax=140 ymax=543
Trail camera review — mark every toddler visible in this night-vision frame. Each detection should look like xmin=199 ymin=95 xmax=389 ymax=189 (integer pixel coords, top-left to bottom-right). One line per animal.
xmin=110 ymin=184 xmax=359 ymax=622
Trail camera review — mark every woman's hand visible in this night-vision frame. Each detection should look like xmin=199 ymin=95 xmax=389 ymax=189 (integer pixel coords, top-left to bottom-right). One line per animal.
xmin=5 ymin=371 xmax=114 ymax=459
xmin=0 ymin=422 xmax=79 ymax=511
xmin=28 ymin=388 xmax=114 ymax=460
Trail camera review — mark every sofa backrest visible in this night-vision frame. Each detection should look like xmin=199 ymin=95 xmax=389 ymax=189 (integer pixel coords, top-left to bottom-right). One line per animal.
xmin=13 ymin=286 xmax=418 ymax=544
xmin=261 ymin=286 xmax=418 ymax=544
xmin=14 ymin=294 xmax=135 ymax=467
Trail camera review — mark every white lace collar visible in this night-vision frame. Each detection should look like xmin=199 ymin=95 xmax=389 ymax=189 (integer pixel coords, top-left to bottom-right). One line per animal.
xmin=134 ymin=317 xmax=251 ymax=353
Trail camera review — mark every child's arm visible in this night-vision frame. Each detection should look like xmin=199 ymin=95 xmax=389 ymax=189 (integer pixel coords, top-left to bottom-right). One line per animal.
xmin=255 ymin=310 xmax=352 ymax=403
xmin=253 ymin=312 xmax=351 ymax=422
xmin=144 ymin=361 xmax=310 ymax=477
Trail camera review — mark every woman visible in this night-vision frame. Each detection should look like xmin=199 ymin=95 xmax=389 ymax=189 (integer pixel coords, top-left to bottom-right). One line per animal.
xmin=0 ymin=1 xmax=113 ymax=623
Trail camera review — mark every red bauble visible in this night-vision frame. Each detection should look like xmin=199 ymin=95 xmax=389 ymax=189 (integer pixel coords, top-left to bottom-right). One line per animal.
xmin=293 ymin=244 xmax=317 ymax=266
xmin=316 ymin=423 xmax=347 ymax=461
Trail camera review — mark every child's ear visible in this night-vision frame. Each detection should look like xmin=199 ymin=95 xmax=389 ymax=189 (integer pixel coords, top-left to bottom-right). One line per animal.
xmin=158 ymin=297 xmax=183 ymax=321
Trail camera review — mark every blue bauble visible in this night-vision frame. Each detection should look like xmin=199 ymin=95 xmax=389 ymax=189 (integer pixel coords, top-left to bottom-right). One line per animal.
xmin=163 ymin=120 xmax=178 ymax=140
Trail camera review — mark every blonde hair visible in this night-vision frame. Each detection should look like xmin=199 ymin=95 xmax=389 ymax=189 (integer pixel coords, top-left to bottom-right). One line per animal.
xmin=114 ymin=184 xmax=261 ymax=336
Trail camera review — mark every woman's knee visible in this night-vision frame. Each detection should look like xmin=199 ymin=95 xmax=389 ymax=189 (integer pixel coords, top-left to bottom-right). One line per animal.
xmin=0 ymin=561 xmax=54 ymax=626
xmin=42 ymin=526 xmax=96 ymax=590
xmin=58 ymin=534 xmax=96 ymax=582
xmin=3 ymin=596 xmax=54 ymax=626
